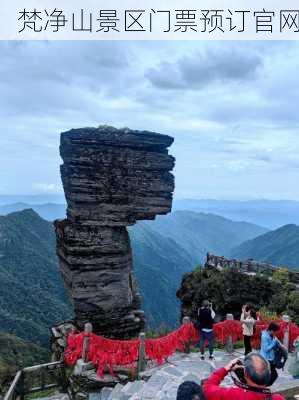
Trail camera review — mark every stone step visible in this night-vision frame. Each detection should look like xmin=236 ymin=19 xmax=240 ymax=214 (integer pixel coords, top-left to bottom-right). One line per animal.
xmin=124 ymin=381 xmax=145 ymax=398
xmin=107 ymin=383 xmax=124 ymax=400
xmin=89 ymin=388 xmax=113 ymax=400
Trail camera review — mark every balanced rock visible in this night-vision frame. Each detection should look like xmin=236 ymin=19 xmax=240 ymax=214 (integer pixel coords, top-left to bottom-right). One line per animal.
xmin=55 ymin=125 xmax=175 ymax=338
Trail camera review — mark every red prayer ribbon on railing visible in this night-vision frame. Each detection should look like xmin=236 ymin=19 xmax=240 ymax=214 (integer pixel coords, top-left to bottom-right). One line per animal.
xmin=64 ymin=319 xmax=299 ymax=377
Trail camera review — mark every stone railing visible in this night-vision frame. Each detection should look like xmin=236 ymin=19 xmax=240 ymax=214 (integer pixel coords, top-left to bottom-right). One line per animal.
xmin=205 ymin=253 xmax=299 ymax=283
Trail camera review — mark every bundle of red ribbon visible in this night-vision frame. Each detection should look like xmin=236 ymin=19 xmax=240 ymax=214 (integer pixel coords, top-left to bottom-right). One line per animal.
xmin=64 ymin=319 xmax=299 ymax=377
xmin=65 ymin=322 xmax=198 ymax=377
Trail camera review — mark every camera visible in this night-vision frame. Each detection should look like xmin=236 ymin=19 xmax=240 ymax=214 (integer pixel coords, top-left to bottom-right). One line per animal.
xmin=230 ymin=359 xmax=246 ymax=384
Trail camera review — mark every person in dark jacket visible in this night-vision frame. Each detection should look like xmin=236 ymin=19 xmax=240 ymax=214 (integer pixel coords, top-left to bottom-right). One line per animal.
xmin=203 ymin=353 xmax=285 ymax=400
xmin=198 ymin=300 xmax=215 ymax=360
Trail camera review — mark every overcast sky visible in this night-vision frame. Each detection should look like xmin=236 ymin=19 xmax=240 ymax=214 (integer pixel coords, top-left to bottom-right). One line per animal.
xmin=0 ymin=40 xmax=298 ymax=200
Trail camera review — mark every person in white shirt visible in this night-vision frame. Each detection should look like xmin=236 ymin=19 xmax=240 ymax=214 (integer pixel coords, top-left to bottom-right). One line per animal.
xmin=240 ymin=304 xmax=256 ymax=355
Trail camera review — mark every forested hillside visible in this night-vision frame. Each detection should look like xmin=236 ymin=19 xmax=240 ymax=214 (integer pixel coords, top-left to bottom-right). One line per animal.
xmin=0 ymin=333 xmax=49 ymax=395
xmin=0 ymin=208 xmax=268 ymax=348
xmin=129 ymin=222 xmax=194 ymax=327
xmin=231 ymin=224 xmax=299 ymax=269
xmin=0 ymin=209 xmax=71 ymax=346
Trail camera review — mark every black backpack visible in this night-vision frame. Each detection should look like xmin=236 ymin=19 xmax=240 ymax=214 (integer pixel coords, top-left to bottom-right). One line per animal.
xmin=273 ymin=343 xmax=288 ymax=369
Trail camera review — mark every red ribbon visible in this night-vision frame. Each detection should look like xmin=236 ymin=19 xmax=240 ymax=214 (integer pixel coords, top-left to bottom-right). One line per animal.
xmin=64 ymin=319 xmax=299 ymax=377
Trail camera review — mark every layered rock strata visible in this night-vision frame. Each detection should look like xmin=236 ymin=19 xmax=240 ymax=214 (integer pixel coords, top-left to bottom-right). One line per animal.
xmin=55 ymin=126 xmax=175 ymax=338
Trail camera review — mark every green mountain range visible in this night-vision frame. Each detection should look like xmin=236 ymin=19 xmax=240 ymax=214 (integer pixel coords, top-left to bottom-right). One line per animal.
xmin=129 ymin=222 xmax=194 ymax=328
xmin=143 ymin=210 xmax=268 ymax=264
xmin=0 ymin=209 xmax=71 ymax=346
xmin=231 ymin=224 xmax=299 ymax=269
xmin=0 ymin=208 xmax=269 ymax=349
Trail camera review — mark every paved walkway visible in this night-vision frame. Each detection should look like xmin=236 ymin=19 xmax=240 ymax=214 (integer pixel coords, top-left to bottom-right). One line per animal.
xmin=41 ymin=350 xmax=299 ymax=400
xmin=87 ymin=350 xmax=299 ymax=400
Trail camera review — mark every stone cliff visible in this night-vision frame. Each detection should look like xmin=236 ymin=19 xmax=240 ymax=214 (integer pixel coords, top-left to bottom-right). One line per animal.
xmin=54 ymin=126 xmax=175 ymax=338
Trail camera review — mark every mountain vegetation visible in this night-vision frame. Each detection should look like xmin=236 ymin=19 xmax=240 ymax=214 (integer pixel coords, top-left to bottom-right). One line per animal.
xmin=0 ymin=209 xmax=71 ymax=346
xmin=0 ymin=208 xmax=268 ymax=348
xmin=0 ymin=333 xmax=49 ymax=395
xmin=231 ymin=224 xmax=299 ymax=269
xmin=1 ymin=206 xmax=299 ymax=388
xmin=177 ymin=266 xmax=299 ymax=324
xmin=129 ymin=222 xmax=194 ymax=328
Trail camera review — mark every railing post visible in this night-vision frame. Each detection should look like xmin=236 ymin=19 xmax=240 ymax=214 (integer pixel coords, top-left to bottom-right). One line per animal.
xmin=225 ymin=314 xmax=234 ymax=354
xmin=74 ymin=322 xmax=93 ymax=376
xmin=82 ymin=322 xmax=92 ymax=362
xmin=182 ymin=316 xmax=191 ymax=353
xmin=282 ymin=315 xmax=290 ymax=351
xmin=137 ymin=332 xmax=146 ymax=375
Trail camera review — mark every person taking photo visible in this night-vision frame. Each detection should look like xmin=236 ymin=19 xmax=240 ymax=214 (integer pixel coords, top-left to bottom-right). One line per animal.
xmin=241 ymin=304 xmax=256 ymax=355
xmin=198 ymin=300 xmax=215 ymax=360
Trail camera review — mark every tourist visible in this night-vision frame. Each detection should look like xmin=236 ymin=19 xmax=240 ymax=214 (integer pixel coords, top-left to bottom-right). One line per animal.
xmin=241 ymin=304 xmax=256 ymax=355
xmin=202 ymin=353 xmax=285 ymax=400
xmin=260 ymin=322 xmax=284 ymax=385
xmin=198 ymin=300 xmax=215 ymax=360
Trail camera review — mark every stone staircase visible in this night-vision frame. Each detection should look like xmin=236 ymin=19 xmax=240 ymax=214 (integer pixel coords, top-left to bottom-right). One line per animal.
xmin=37 ymin=350 xmax=299 ymax=400
xmin=88 ymin=352 xmax=232 ymax=400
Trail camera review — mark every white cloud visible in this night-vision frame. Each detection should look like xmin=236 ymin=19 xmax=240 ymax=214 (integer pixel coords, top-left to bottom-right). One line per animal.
xmin=32 ymin=183 xmax=62 ymax=193
xmin=0 ymin=40 xmax=298 ymax=199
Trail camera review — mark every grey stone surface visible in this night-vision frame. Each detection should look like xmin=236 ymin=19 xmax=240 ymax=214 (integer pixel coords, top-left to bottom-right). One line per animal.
xmin=89 ymin=392 xmax=102 ymax=400
xmin=108 ymin=383 xmax=124 ymax=400
xmin=99 ymin=388 xmax=114 ymax=400
xmin=125 ymin=381 xmax=145 ymax=396
xmin=34 ymin=350 xmax=299 ymax=400
xmin=161 ymin=366 xmax=184 ymax=378
xmin=55 ymin=126 xmax=175 ymax=337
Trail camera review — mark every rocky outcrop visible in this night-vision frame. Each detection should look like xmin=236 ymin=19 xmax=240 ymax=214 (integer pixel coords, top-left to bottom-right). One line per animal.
xmin=55 ymin=126 xmax=175 ymax=338
xmin=205 ymin=253 xmax=299 ymax=283
xmin=51 ymin=320 xmax=77 ymax=361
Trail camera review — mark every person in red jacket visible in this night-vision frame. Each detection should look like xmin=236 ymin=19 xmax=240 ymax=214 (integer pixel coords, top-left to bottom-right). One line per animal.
xmin=203 ymin=353 xmax=285 ymax=400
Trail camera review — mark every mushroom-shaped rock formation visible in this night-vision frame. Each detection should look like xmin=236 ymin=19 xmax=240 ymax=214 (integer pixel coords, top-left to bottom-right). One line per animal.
xmin=55 ymin=126 xmax=175 ymax=338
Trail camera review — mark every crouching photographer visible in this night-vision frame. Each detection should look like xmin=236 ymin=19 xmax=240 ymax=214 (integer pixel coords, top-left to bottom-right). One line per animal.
xmin=202 ymin=353 xmax=285 ymax=400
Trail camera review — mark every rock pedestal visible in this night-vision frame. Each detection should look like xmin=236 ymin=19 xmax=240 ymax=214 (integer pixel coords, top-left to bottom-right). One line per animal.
xmin=55 ymin=126 xmax=175 ymax=338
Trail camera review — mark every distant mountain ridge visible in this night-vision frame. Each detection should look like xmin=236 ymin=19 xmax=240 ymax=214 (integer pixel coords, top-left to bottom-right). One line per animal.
xmin=174 ymin=199 xmax=299 ymax=229
xmin=231 ymin=224 xmax=299 ymax=270
xmin=144 ymin=210 xmax=268 ymax=264
xmin=0 ymin=194 xmax=65 ymax=205
xmin=0 ymin=202 xmax=66 ymax=221
xmin=2 ymin=198 xmax=299 ymax=230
